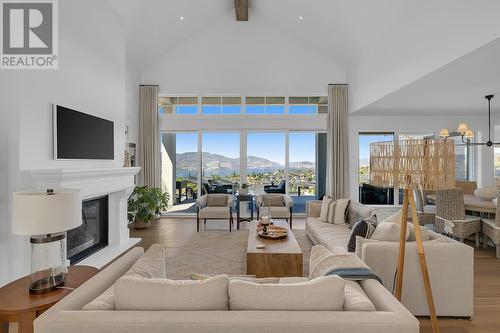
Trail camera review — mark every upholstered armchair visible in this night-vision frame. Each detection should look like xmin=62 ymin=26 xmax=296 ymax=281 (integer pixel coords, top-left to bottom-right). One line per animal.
xmin=256 ymin=194 xmax=294 ymax=229
xmin=196 ymin=194 xmax=234 ymax=232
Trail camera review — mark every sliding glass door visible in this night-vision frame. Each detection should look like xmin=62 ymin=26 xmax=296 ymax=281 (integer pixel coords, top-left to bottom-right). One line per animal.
xmin=201 ymin=133 xmax=240 ymax=195
xmin=289 ymin=132 xmax=316 ymax=212
xmin=161 ymin=132 xmax=198 ymax=213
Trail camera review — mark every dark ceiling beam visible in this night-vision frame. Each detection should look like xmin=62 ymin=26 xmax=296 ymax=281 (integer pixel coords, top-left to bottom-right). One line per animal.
xmin=234 ymin=0 xmax=248 ymax=21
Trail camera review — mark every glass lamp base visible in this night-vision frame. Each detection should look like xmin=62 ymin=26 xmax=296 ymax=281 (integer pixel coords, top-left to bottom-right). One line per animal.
xmin=29 ymin=272 xmax=66 ymax=294
xmin=30 ymin=232 xmax=68 ymax=294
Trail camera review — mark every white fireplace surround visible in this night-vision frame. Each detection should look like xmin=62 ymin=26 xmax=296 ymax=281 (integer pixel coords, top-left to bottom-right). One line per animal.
xmin=29 ymin=167 xmax=142 ymax=269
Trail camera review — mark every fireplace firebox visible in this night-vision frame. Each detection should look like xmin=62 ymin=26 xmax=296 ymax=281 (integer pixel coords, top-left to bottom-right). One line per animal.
xmin=67 ymin=196 xmax=108 ymax=264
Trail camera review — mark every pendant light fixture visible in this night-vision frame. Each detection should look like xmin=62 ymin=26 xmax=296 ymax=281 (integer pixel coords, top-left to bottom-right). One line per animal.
xmin=440 ymin=95 xmax=498 ymax=146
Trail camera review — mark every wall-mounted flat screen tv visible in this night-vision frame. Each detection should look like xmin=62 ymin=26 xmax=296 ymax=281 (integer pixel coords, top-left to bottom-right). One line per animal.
xmin=53 ymin=105 xmax=114 ymax=160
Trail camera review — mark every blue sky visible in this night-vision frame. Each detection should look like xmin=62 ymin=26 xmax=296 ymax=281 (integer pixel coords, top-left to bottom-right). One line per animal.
xmin=174 ymin=132 xmax=316 ymax=165
xmin=359 ymin=134 xmax=394 ymax=161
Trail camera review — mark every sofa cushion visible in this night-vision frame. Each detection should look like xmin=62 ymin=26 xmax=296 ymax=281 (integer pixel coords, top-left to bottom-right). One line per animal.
xmin=344 ymin=280 xmax=376 ymax=311
xmin=346 ymin=202 xmax=374 ymax=229
xmin=199 ymin=206 xmax=230 ymax=219
xmin=261 ymin=206 xmax=290 ymax=218
xmin=264 ymin=195 xmax=284 ymax=206
xmin=190 ymin=273 xmax=280 ymax=284
xmin=319 ymin=196 xmax=334 ymax=222
xmin=115 ymin=275 xmax=229 ymax=310
xmin=333 ymin=199 xmax=350 ymax=225
xmin=307 ymin=217 xmax=352 ymax=251
xmin=228 ymin=276 xmax=344 ymax=311
xmin=82 ymin=244 xmax=166 ymax=310
xmin=347 ymin=215 xmax=377 ymax=252
xmin=371 ymin=222 xmax=410 ymax=242
xmin=207 ymin=195 xmax=228 ymax=207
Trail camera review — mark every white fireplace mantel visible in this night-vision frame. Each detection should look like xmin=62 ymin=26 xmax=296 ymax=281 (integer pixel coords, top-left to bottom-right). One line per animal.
xmin=29 ymin=167 xmax=142 ymax=269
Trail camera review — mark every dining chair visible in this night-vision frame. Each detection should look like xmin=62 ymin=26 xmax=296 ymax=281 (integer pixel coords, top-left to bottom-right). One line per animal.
xmin=434 ymin=188 xmax=481 ymax=245
xmin=455 ymin=180 xmax=477 ymax=195
xmin=413 ymin=190 xmax=436 ymax=227
xmin=480 ymin=198 xmax=500 ymax=258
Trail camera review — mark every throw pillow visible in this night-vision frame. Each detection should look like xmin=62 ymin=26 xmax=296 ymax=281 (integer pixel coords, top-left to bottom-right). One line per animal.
xmin=347 ymin=215 xmax=377 ymax=252
xmin=333 ymin=199 xmax=350 ymax=225
xmin=115 ymin=275 xmax=229 ymax=311
xmin=355 ymin=236 xmax=381 ymax=259
xmin=228 ymin=276 xmax=345 ymax=311
xmin=381 ymin=209 xmax=403 ymax=224
xmin=344 ymin=280 xmax=376 ymax=311
xmin=319 ymin=196 xmax=333 ymax=222
xmin=371 ymin=221 xmax=410 ymax=242
xmin=408 ymin=224 xmax=431 ymax=241
xmin=83 ymin=245 xmax=166 ymax=310
xmin=263 ymin=196 xmax=284 ymax=207
xmin=346 ymin=202 xmax=374 ymax=229
xmin=207 ymin=195 xmax=228 ymax=207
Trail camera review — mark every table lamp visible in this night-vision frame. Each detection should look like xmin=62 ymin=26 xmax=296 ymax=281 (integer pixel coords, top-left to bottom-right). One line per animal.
xmin=12 ymin=189 xmax=82 ymax=294
xmin=370 ymin=139 xmax=455 ymax=333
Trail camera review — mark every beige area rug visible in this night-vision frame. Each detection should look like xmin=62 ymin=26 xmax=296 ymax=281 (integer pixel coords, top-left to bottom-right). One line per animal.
xmin=166 ymin=229 xmax=314 ymax=279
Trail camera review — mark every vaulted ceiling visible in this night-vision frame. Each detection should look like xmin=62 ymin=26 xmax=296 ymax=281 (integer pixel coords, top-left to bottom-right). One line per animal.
xmin=108 ymin=0 xmax=500 ymax=114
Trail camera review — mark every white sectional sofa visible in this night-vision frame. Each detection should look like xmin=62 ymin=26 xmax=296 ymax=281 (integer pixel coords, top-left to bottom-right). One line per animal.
xmin=305 ymin=200 xmax=474 ymax=317
xmin=35 ymin=245 xmax=419 ymax=333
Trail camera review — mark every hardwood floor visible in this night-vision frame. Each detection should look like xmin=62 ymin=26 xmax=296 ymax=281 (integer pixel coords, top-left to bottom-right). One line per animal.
xmin=131 ymin=217 xmax=500 ymax=333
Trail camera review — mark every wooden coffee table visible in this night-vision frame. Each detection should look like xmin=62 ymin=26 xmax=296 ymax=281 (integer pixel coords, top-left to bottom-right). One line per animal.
xmin=0 ymin=266 xmax=98 ymax=333
xmin=247 ymin=220 xmax=303 ymax=277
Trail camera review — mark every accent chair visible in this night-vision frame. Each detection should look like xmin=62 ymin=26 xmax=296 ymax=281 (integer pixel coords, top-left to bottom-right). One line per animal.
xmin=256 ymin=193 xmax=294 ymax=229
xmin=196 ymin=194 xmax=234 ymax=232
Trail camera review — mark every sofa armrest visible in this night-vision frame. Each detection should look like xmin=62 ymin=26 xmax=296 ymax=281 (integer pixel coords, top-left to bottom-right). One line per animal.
xmin=197 ymin=194 xmax=208 ymax=208
xmin=359 ymin=239 xmax=474 ymax=316
xmin=306 ymin=200 xmax=322 ymax=218
xmin=283 ymin=195 xmax=294 ymax=208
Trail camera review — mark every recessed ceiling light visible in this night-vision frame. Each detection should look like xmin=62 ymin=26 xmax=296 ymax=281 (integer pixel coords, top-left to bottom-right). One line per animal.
xmin=298 ymin=16 xmax=303 ymax=20
xmin=180 ymin=16 xmax=184 ymax=20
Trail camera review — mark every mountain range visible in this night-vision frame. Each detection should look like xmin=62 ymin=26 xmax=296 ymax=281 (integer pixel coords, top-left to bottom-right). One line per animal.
xmin=176 ymin=152 xmax=314 ymax=172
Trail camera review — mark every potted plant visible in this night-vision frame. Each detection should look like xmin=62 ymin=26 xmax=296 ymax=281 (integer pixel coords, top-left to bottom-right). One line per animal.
xmin=127 ymin=186 xmax=168 ymax=229
xmin=240 ymin=183 xmax=248 ymax=194
xmin=152 ymin=187 xmax=169 ymax=220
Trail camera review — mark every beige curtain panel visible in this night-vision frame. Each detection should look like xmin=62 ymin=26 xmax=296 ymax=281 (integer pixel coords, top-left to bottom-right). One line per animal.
xmin=326 ymin=84 xmax=348 ymax=199
xmin=139 ymin=85 xmax=161 ymax=188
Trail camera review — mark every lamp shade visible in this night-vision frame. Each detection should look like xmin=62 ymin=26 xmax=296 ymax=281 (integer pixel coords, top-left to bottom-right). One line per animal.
xmin=457 ymin=123 xmax=469 ymax=134
xmin=12 ymin=189 xmax=82 ymax=235
xmin=369 ymin=139 xmax=455 ymax=190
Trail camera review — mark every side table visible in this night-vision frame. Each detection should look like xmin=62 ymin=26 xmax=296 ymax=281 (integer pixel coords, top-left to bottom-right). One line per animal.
xmin=0 ymin=266 xmax=98 ymax=333
xmin=236 ymin=193 xmax=254 ymax=229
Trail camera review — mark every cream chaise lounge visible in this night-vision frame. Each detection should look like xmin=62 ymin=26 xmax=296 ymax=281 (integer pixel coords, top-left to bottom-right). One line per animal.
xmin=35 ymin=245 xmax=418 ymax=333
xmin=305 ymin=200 xmax=474 ymax=317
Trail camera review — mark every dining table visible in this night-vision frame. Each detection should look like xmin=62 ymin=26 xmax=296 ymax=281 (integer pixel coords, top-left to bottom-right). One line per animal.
xmin=427 ymin=193 xmax=496 ymax=214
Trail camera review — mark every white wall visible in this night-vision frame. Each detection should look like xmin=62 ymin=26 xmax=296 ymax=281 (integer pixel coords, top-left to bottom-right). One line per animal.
xmin=348 ymin=114 xmax=496 ymax=202
xmin=140 ymin=15 xmax=346 ymax=95
xmin=0 ymin=0 xmax=134 ymax=286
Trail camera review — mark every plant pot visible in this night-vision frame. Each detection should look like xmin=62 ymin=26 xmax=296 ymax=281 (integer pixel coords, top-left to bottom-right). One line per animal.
xmin=134 ymin=218 xmax=151 ymax=229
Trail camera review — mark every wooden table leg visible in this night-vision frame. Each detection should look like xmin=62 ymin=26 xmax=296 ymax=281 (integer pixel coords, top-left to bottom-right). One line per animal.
xmin=18 ymin=312 xmax=36 ymax=333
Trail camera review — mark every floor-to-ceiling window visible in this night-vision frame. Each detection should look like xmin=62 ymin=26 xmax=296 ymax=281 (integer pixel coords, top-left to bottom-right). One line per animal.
xmin=358 ymin=132 xmax=395 ymax=205
xmin=201 ymin=132 xmax=240 ymax=195
xmin=159 ymin=95 xmax=327 ymax=215
xmin=289 ymin=132 xmax=316 ymax=212
xmin=161 ymin=132 xmax=198 ymax=213
xmin=246 ymin=132 xmax=286 ymax=193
